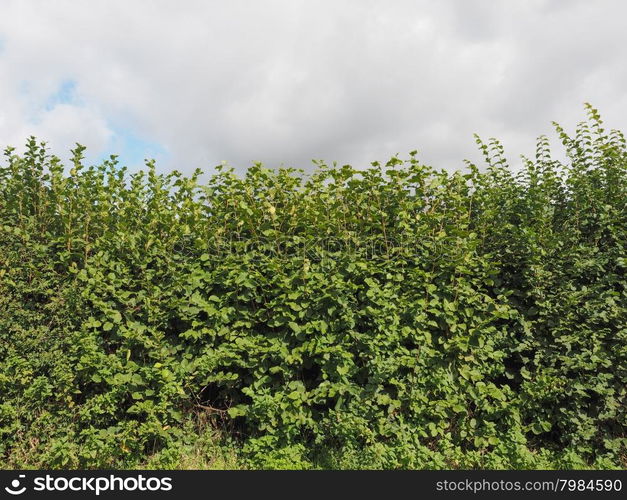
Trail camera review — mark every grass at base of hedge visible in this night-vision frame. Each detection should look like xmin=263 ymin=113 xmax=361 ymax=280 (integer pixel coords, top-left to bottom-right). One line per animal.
xmin=3 ymin=419 xmax=626 ymax=470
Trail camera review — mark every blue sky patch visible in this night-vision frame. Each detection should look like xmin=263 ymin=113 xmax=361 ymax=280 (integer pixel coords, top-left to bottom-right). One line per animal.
xmin=98 ymin=126 xmax=168 ymax=170
xmin=44 ymin=79 xmax=78 ymax=110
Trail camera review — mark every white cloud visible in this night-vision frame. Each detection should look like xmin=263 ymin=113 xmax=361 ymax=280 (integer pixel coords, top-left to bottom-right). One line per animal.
xmin=31 ymin=104 xmax=112 ymax=155
xmin=0 ymin=0 xmax=626 ymax=173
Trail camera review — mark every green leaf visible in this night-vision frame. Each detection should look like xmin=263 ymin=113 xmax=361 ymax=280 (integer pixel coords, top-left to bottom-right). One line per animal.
xmin=227 ymin=406 xmax=247 ymax=418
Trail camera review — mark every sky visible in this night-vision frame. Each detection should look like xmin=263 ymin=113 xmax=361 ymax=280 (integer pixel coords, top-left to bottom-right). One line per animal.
xmin=1 ymin=0 xmax=626 ymax=174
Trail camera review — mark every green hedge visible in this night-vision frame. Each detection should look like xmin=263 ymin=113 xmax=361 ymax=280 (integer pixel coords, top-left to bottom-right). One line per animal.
xmin=0 ymin=105 xmax=625 ymax=469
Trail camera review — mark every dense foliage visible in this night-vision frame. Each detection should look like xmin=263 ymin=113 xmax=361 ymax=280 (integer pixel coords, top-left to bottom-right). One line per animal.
xmin=1 ymin=105 xmax=625 ymax=469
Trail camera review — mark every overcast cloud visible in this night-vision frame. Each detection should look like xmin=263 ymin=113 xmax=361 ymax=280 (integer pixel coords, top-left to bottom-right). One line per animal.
xmin=1 ymin=0 xmax=626 ymax=174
